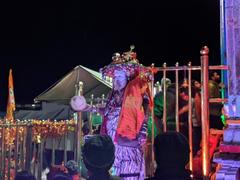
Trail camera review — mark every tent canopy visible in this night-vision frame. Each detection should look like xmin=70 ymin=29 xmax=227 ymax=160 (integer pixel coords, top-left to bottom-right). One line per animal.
xmin=15 ymin=102 xmax=73 ymax=120
xmin=34 ymin=65 xmax=112 ymax=104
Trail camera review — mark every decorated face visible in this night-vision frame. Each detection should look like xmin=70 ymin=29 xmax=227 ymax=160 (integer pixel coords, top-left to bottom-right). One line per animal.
xmin=113 ymin=70 xmax=128 ymax=91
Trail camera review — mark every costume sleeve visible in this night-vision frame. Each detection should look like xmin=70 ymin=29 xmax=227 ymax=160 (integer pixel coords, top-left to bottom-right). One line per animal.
xmin=137 ymin=95 xmax=150 ymax=146
xmin=137 ymin=120 xmax=148 ymax=146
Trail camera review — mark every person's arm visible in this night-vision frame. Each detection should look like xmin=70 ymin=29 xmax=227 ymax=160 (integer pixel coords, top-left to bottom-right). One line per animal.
xmin=137 ymin=94 xmax=150 ymax=146
xmin=178 ymin=104 xmax=189 ymax=115
xmin=70 ymin=95 xmax=105 ymax=115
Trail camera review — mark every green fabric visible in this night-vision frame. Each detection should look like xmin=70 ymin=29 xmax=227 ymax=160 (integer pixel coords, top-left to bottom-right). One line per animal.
xmin=92 ymin=113 xmax=102 ymax=126
xmin=154 ymin=91 xmax=176 ymax=124
xmin=154 ymin=92 xmax=164 ymax=120
xmin=154 ymin=88 xmax=177 ymax=132
xmin=148 ymin=116 xmax=158 ymax=138
xmin=209 ymin=80 xmax=223 ymax=116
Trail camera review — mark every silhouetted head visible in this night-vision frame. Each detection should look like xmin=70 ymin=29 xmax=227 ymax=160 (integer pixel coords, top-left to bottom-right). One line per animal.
xmin=154 ymin=132 xmax=190 ymax=168
xmin=52 ymin=173 xmax=73 ymax=180
xmin=65 ymin=160 xmax=79 ymax=175
xmin=14 ymin=170 xmax=36 ymax=180
xmin=82 ymin=134 xmax=115 ymax=173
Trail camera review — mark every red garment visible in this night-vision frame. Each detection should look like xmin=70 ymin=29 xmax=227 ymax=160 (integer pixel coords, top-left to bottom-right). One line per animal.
xmin=116 ymin=76 xmax=152 ymax=140
xmin=72 ymin=174 xmax=80 ymax=180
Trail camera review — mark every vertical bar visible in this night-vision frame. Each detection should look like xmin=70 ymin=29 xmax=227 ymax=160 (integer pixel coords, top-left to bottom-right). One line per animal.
xmin=175 ymin=62 xmax=180 ymax=132
xmin=51 ymin=138 xmax=55 ymax=166
xmin=0 ymin=126 xmax=4 ymax=177
xmin=19 ymin=127 xmax=23 ymax=170
xmin=150 ymin=64 xmax=155 ymax=177
xmin=73 ymin=112 xmax=77 ymax=161
xmin=14 ymin=122 xmax=19 ymax=174
xmin=163 ymin=63 xmax=167 ymax=132
xmin=0 ymin=126 xmax=1 ymax=173
xmin=22 ymin=126 xmax=27 ymax=170
xmin=2 ymin=127 xmax=6 ymax=180
xmin=188 ymin=62 xmax=193 ymax=172
xmin=63 ymin=121 xmax=67 ymax=164
xmin=73 ymin=82 xmax=82 ymax=162
xmin=200 ymin=46 xmax=210 ymax=178
xmin=7 ymin=143 xmax=11 ymax=180
xmin=20 ymin=126 xmax=26 ymax=170
xmin=101 ymin=94 xmax=105 ymax=107
xmin=25 ymin=123 xmax=32 ymax=170
xmin=220 ymin=0 xmax=228 ymax=98
xmin=89 ymin=94 xmax=94 ymax=135
xmin=38 ymin=140 xmax=44 ymax=180
xmin=76 ymin=81 xmax=83 ymax=176
xmin=32 ymin=142 xmax=36 ymax=177
xmin=37 ymin=142 xmax=41 ymax=180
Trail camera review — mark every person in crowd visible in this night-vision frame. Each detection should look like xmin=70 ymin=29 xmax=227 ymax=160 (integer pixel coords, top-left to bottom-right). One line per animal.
xmin=178 ymin=87 xmax=201 ymax=155
xmin=208 ymin=71 xmax=224 ymax=129
xmin=47 ymin=164 xmax=68 ymax=180
xmin=154 ymin=80 xmax=176 ymax=132
xmin=192 ymin=80 xmax=201 ymax=91
xmin=65 ymin=160 xmax=80 ymax=180
xmin=82 ymin=134 xmax=120 ymax=180
xmin=52 ymin=173 xmax=73 ymax=180
xmin=14 ymin=170 xmax=36 ymax=180
xmin=145 ymin=132 xmax=191 ymax=180
xmin=159 ymin=78 xmax=171 ymax=92
xmin=70 ymin=47 xmax=152 ymax=179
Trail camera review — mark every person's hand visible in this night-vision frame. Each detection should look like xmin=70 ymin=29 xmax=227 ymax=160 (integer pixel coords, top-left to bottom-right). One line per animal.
xmin=70 ymin=96 xmax=87 ymax=111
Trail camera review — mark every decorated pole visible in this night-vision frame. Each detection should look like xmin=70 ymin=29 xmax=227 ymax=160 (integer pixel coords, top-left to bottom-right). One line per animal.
xmin=74 ymin=81 xmax=84 ymax=174
xmin=188 ymin=62 xmax=193 ymax=172
xmin=200 ymin=46 xmax=210 ymax=178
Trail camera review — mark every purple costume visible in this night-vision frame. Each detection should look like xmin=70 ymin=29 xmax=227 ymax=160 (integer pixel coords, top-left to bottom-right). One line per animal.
xmin=101 ymin=90 xmax=148 ymax=180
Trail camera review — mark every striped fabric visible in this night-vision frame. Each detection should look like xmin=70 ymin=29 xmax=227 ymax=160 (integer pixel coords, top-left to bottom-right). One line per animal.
xmin=102 ymin=90 xmax=146 ymax=180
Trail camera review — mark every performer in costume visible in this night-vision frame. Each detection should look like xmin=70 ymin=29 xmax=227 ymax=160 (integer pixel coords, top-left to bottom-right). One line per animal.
xmin=71 ymin=46 xmax=153 ymax=180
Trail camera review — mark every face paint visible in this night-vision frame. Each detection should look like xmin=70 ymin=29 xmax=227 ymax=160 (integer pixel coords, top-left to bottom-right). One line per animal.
xmin=113 ymin=70 xmax=128 ymax=91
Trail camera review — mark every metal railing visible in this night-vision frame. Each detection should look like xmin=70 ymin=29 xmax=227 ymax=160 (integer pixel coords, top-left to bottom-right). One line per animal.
xmin=149 ymin=46 xmax=227 ymax=178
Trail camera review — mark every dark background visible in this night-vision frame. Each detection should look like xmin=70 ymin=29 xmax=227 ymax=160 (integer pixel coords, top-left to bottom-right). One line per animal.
xmin=0 ymin=0 xmax=220 ymax=110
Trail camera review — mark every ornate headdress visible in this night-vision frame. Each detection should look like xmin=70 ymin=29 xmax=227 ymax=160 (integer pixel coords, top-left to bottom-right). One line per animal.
xmin=100 ymin=45 xmax=152 ymax=81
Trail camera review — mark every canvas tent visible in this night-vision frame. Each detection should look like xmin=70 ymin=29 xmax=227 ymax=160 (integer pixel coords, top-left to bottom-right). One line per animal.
xmin=15 ymin=65 xmax=112 ymax=157
xmin=34 ymin=65 xmax=112 ymax=104
xmin=15 ymin=65 xmax=112 ymax=120
xmin=15 ymin=102 xmax=72 ymax=120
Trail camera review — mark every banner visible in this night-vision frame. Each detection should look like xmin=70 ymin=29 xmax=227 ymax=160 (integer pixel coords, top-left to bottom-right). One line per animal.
xmin=6 ymin=69 xmax=16 ymax=122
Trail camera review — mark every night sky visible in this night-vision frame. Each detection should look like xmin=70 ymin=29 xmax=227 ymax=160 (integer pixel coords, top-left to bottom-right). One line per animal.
xmin=0 ymin=0 xmax=220 ymax=110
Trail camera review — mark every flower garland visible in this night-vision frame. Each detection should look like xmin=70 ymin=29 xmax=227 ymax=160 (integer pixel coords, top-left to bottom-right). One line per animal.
xmin=32 ymin=119 xmax=76 ymax=143
xmin=0 ymin=119 xmax=77 ymax=145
